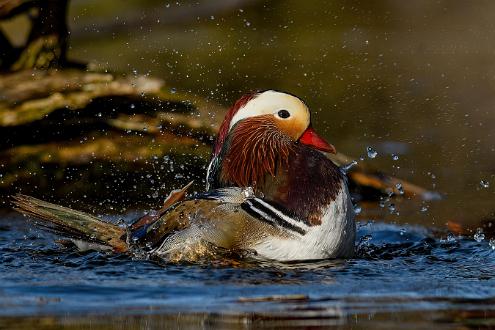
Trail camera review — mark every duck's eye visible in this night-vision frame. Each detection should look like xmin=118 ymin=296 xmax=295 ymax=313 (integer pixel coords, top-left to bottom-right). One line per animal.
xmin=277 ymin=109 xmax=291 ymax=119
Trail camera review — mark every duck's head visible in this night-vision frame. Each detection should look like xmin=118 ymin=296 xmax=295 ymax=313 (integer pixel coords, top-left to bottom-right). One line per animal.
xmin=213 ymin=90 xmax=335 ymax=158
xmin=208 ymin=90 xmax=336 ymax=189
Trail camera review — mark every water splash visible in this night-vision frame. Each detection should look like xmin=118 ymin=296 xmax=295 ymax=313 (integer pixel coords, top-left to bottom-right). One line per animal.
xmin=243 ymin=187 xmax=255 ymax=199
xmin=447 ymin=233 xmax=457 ymax=243
xmin=440 ymin=233 xmax=457 ymax=243
xmin=474 ymin=228 xmax=485 ymax=242
xmin=340 ymin=160 xmax=357 ymax=174
xmin=366 ymin=146 xmax=378 ymax=159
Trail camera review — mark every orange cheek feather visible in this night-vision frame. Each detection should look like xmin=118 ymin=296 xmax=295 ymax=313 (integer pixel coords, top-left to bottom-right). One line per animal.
xmin=275 ymin=119 xmax=307 ymax=141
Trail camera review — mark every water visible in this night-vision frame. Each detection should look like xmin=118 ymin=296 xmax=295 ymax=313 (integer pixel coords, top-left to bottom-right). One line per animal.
xmin=1 ymin=211 xmax=494 ymax=328
xmin=474 ymin=228 xmax=485 ymax=242
xmin=366 ymin=147 xmax=378 ymax=159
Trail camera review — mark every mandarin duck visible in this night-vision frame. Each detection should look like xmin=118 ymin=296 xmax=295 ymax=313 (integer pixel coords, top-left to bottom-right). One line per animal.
xmin=13 ymin=90 xmax=355 ymax=261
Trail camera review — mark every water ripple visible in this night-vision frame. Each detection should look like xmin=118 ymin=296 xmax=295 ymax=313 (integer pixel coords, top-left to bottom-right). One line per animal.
xmin=1 ymin=213 xmax=494 ymax=327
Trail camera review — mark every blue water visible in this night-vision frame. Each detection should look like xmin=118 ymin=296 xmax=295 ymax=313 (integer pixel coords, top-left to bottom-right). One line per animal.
xmin=1 ymin=212 xmax=494 ymax=328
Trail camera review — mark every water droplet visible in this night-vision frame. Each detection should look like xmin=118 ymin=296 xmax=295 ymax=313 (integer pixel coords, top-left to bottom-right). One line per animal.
xmin=480 ymin=180 xmax=490 ymax=188
xmin=97 ymin=112 xmax=102 ymax=117
xmin=420 ymin=205 xmax=429 ymax=212
xmin=388 ymin=203 xmax=396 ymax=214
xmin=360 ymin=234 xmax=372 ymax=245
xmin=391 ymin=154 xmax=399 ymax=161
xmin=170 ymin=87 xmax=177 ymax=94
xmin=243 ymin=187 xmax=255 ymax=198
xmin=341 ymin=160 xmax=357 ymax=173
xmin=395 ymin=182 xmax=404 ymax=195
xmin=152 ymin=190 xmax=159 ymax=198
xmin=117 ymin=218 xmax=126 ymax=228
xmin=353 ymin=204 xmax=362 ymax=214
xmin=447 ymin=233 xmax=456 ymax=242
xmin=399 ymin=228 xmax=406 ymax=236
xmin=474 ymin=227 xmax=485 ymax=242
xmin=489 ymin=238 xmax=495 ymax=250
xmin=366 ymin=146 xmax=378 ymax=159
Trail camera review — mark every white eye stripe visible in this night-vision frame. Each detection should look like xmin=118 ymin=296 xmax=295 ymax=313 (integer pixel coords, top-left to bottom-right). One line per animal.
xmin=229 ymin=90 xmax=310 ymax=130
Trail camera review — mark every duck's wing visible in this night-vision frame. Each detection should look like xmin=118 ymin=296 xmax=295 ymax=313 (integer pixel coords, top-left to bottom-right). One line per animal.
xmin=136 ymin=188 xmax=307 ymax=258
xmin=129 ymin=187 xmax=249 ymax=250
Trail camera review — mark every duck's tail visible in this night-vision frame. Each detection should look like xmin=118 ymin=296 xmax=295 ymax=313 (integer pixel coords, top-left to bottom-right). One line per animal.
xmin=12 ymin=194 xmax=128 ymax=252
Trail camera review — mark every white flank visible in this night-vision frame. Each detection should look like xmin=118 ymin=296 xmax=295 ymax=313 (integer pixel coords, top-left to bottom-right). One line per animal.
xmin=252 ymin=183 xmax=356 ymax=260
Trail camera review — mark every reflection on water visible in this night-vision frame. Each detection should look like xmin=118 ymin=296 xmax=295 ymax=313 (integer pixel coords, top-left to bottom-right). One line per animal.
xmin=1 ymin=212 xmax=494 ymax=328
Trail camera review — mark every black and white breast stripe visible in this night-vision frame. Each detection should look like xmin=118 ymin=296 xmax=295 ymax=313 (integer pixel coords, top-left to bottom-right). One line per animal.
xmin=241 ymin=198 xmax=308 ymax=235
